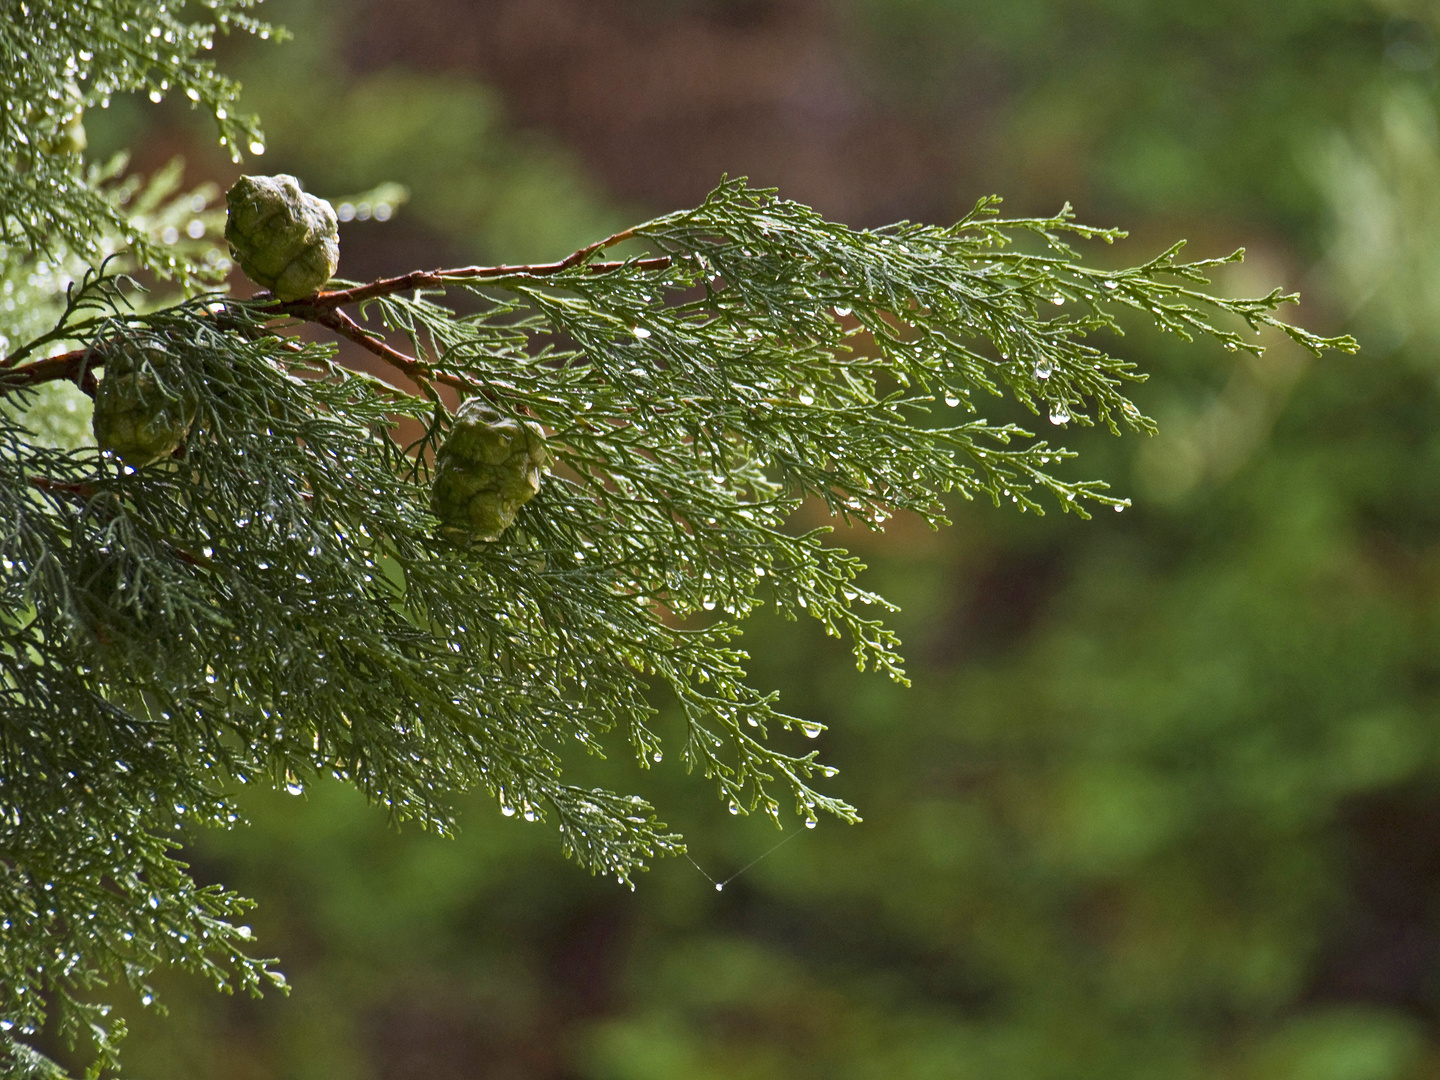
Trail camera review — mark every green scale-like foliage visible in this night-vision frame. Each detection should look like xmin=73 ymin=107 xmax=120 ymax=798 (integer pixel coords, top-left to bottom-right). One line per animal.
xmin=1 ymin=0 xmax=272 ymax=280
xmin=1 ymin=186 xmax=1351 ymax=1076
xmin=0 ymin=6 xmax=1357 ymax=1078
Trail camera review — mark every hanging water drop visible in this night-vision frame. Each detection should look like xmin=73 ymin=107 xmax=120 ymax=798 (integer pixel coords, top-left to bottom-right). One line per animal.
xmin=1034 ymin=359 xmax=1053 ymax=380
xmin=715 ymin=882 xmax=725 ymax=891
xmin=1049 ymin=404 xmax=1071 ymax=426
xmin=944 ymin=392 xmax=960 ymax=407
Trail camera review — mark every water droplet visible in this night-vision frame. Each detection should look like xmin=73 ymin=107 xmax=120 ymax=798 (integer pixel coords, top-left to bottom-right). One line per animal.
xmin=728 ymin=803 xmax=740 ymax=814
xmin=148 ymin=89 xmax=162 ymax=103
xmin=1114 ymin=502 xmax=1127 ymax=513
xmin=1103 ymin=280 xmax=1118 ymax=290
xmin=1034 ymin=359 xmax=1053 ymax=380
xmin=632 ymin=326 xmax=651 ymax=339
xmin=500 ymin=804 xmax=515 ymax=816
xmin=652 ymin=751 xmax=663 ymax=763
xmin=715 ymin=882 xmax=725 ymax=891
xmin=798 ymin=392 xmax=814 ymax=405
xmin=805 ymin=819 xmax=817 ymax=829
xmin=833 ymin=306 xmax=851 ymax=317
xmin=944 ymin=392 xmax=960 ymax=407
xmin=285 ymin=782 xmax=303 ymax=796
xmin=248 ymin=140 xmax=265 ymax=156
xmin=1052 ymin=294 xmax=1065 ymax=305
xmin=801 ymin=723 xmax=822 ymax=739
xmin=1049 ymin=404 xmax=1071 ymax=426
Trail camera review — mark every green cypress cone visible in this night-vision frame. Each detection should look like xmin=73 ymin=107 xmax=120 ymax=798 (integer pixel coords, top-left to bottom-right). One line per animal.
xmin=431 ymin=400 xmax=550 ymax=541
xmin=224 ymin=174 xmax=339 ymax=301
xmin=91 ymin=345 xmax=198 ymax=467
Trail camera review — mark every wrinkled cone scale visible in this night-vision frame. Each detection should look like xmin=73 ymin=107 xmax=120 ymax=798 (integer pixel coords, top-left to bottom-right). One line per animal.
xmin=92 ymin=345 xmax=198 ymax=467
xmin=431 ymin=400 xmax=550 ymax=542
xmin=225 ymin=174 xmax=339 ymax=301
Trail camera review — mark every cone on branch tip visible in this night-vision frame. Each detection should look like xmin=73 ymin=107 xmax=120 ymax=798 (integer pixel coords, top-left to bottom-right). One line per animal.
xmin=431 ymin=400 xmax=550 ymax=542
xmin=224 ymin=173 xmax=339 ymax=300
xmin=91 ymin=344 xmax=198 ymax=467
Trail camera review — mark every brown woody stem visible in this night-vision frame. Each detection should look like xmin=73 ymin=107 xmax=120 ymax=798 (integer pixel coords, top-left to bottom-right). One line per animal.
xmin=283 ymin=223 xmax=667 ymax=312
xmin=3 ymin=349 xmax=98 ymax=396
xmin=0 ymin=230 xmax=671 ymax=395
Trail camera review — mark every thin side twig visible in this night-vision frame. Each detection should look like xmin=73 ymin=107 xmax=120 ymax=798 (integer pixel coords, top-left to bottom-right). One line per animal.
xmin=289 ymin=221 xmax=669 ymax=312
xmin=313 ymin=308 xmax=487 ymax=401
xmin=0 ymin=227 xmax=672 ymax=398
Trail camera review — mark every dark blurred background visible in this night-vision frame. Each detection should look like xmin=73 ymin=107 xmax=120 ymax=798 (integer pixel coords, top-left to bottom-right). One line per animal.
xmin=92 ymin=1 xmax=1440 ymax=1077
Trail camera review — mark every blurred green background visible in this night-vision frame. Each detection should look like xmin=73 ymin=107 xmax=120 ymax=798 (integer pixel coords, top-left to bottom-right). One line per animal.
xmin=87 ymin=1 xmax=1440 ymax=1077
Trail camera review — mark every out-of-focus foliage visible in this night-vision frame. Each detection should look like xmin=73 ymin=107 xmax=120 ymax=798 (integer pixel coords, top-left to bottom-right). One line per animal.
xmin=223 ymin=0 xmax=626 ymax=264
xmin=847 ymin=0 xmax=1393 ymax=232
xmin=0 ymin=0 xmax=271 ymax=274
xmin=53 ymin=1 xmax=1440 ymax=1080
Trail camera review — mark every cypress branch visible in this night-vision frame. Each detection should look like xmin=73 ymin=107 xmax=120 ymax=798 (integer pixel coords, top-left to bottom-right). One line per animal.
xmin=0 ymin=4 xmax=1359 ymax=1077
